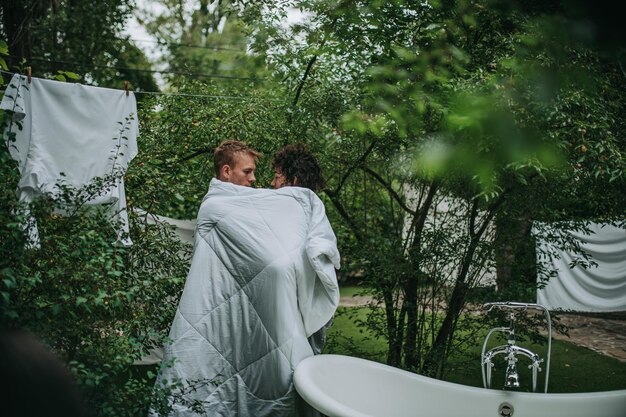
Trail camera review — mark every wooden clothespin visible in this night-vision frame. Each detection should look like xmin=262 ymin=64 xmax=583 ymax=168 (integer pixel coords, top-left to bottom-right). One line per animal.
xmin=27 ymin=66 xmax=32 ymax=83
xmin=124 ymin=80 xmax=130 ymax=96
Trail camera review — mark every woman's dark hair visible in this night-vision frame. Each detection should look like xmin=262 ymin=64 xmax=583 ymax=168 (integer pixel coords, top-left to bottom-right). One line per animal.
xmin=271 ymin=143 xmax=325 ymax=192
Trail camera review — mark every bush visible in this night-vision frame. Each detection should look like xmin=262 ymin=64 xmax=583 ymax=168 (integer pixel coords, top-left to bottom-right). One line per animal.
xmin=0 ymin=145 xmax=191 ymax=416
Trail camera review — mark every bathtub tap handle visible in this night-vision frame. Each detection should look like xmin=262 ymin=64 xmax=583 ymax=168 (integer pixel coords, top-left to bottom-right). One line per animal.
xmin=529 ymin=357 xmax=543 ymax=392
xmin=482 ymin=351 xmax=496 ymax=388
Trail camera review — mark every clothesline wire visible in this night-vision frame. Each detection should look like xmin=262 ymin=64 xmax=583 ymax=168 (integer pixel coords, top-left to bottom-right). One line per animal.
xmin=131 ymin=37 xmax=246 ymax=52
xmin=0 ymin=69 xmax=286 ymax=101
xmin=11 ymin=55 xmax=263 ymax=81
xmin=133 ymin=90 xmax=284 ymax=101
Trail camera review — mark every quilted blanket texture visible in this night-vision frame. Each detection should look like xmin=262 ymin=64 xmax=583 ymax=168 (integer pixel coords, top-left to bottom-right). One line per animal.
xmin=152 ymin=179 xmax=340 ymax=417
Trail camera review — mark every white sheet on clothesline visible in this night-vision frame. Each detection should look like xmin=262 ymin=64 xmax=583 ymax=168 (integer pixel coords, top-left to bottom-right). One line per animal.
xmin=1 ymin=74 xmax=138 ymax=245
xmin=535 ymin=222 xmax=626 ymax=312
xmin=133 ymin=208 xmax=197 ymax=245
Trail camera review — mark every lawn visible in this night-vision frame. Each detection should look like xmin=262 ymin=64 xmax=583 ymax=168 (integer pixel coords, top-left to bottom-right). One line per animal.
xmin=328 ymin=289 xmax=626 ymax=394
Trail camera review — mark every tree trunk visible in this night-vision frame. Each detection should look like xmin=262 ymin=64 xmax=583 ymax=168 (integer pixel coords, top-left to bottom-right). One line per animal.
xmin=403 ymin=181 xmax=439 ymax=370
xmin=1 ymin=0 xmax=56 ymax=71
xmin=2 ymin=0 xmax=32 ymax=69
xmin=422 ymin=198 xmax=499 ymax=377
xmin=402 ymin=271 xmax=419 ymax=370
xmin=495 ymin=212 xmax=534 ymax=294
xmin=384 ymin=287 xmax=404 ymax=366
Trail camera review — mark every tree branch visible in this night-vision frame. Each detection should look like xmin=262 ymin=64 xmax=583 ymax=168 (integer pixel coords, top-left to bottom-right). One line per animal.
xmin=292 ymin=54 xmax=318 ymax=110
xmin=179 ymin=146 xmax=213 ymax=162
xmin=335 ymin=139 xmax=378 ymax=194
xmin=288 ymin=16 xmax=338 ymax=128
xmin=323 ymin=188 xmax=365 ymax=242
xmin=359 ymin=165 xmax=416 ymax=215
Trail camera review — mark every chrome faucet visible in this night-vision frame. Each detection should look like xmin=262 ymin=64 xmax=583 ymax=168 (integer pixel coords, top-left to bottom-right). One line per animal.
xmin=504 ymin=353 xmax=520 ymax=389
xmin=481 ymin=302 xmax=552 ymax=393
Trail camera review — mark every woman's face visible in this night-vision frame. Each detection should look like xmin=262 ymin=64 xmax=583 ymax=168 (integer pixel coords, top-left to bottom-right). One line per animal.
xmin=271 ymin=170 xmax=288 ymax=189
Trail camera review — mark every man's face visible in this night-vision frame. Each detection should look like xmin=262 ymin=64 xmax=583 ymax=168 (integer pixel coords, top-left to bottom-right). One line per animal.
xmin=222 ymin=153 xmax=257 ymax=186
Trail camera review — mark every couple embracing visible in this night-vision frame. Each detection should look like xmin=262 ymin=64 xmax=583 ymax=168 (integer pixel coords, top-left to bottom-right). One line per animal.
xmin=151 ymin=140 xmax=340 ymax=417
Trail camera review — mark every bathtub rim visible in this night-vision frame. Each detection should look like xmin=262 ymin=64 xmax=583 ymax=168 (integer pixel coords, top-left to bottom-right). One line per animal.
xmin=294 ymin=353 xmax=626 ymax=417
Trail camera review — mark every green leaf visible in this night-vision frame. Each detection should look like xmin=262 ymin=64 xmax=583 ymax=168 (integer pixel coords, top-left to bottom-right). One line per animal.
xmin=63 ymin=71 xmax=80 ymax=80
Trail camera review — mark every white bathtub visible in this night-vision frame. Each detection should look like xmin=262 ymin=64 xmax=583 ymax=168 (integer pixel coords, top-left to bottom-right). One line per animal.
xmin=294 ymin=354 xmax=626 ymax=417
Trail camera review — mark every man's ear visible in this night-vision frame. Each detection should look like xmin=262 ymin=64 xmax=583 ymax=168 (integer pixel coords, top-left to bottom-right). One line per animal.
xmin=219 ymin=164 xmax=231 ymax=180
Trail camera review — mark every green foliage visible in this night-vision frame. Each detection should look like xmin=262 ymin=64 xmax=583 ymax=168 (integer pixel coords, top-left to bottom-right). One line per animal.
xmin=126 ymin=79 xmax=290 ymax=218
xmin=138 ymin=0 xmax=268 ymax=90
xmin=0 ymin=71 xmax=190 ymax=415
xmin=1 ymin=0 xmax=625 ymax=412
xmin=0 ymin=39 xmax=8 ymax=70
xmin=0 ymin=173 xmax=191 ymax=416
xmin=242 ymin=0 xmax=626 ymax=377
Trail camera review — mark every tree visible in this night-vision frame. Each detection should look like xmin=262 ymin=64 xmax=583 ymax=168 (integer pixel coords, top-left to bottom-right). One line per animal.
xmin=0 ymin=0 xmax=158 ymax=91
xmin=241 ymin=0 xmax=626 ymax=377
xmin=125 ymin=79 xmax=291 ymax=219
xmin=137 ymin=0 xmax=267 ymax=90
xmin=0 ymin=127 xmax=191 ymax=417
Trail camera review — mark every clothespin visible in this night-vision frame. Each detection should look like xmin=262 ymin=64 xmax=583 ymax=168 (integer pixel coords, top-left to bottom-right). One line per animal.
xmin=27 ymin=66 xmax=32 ymax=83
xmin=124 ymin=80 xmax=130 ymax=96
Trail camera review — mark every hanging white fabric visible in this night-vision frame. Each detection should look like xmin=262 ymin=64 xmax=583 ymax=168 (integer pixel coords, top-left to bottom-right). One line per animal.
xmin=1 ymin=74 xmax=139 ymax=245
xmin=535 ymin=222 xmax=626 ymax=312
xmin=133 ymin=208 xmax=197 ymax=245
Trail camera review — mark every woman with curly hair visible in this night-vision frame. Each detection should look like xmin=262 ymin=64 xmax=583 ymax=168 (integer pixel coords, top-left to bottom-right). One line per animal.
xmin=271 ymin=143 xmax=325 ymax=192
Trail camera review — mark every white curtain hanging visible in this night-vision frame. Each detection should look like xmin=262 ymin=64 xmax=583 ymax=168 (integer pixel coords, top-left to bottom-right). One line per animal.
xmin=535 ymin=222 xmax=626 ymax=312
xmin=133 ymin=208 xmax=197 ymax=245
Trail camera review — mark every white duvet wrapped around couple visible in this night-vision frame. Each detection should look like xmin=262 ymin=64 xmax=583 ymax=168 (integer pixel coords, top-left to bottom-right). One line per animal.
xmin=151 ymin=178 xmax=340 ymax=417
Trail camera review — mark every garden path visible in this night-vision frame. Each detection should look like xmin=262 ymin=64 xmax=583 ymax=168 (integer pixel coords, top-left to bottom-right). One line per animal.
xmin=552 ymin=313 xmax=626 ymax=362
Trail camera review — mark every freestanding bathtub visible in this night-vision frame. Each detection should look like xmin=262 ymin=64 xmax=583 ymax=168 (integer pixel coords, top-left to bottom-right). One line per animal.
xmin=294 ymin=354 xmax=626 ymax=417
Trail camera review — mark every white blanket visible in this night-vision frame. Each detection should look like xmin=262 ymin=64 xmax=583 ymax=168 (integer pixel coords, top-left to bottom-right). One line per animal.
xmin=153 ymin=179 xmax=340 ymax=417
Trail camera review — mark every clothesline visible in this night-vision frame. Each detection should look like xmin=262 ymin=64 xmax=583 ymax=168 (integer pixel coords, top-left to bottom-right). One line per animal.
xmin=131 ymin=37 xmax=246 ymax=52
xmin=9 ymin=55 xmax=261 ymax=81
xmin=133 ymin=90 xmax=284 ymax=101
xmin=0 ymin=69 xmax=286 ymax=101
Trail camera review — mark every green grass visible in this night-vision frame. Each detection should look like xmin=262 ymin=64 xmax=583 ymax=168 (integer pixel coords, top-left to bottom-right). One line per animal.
xmin=444 ymin=331 xmax=626 ymax=393
xmin=326 ymin=301 xmax=626 ymax=393
xmin=338 ymin=285 xmax=368 ymax=298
